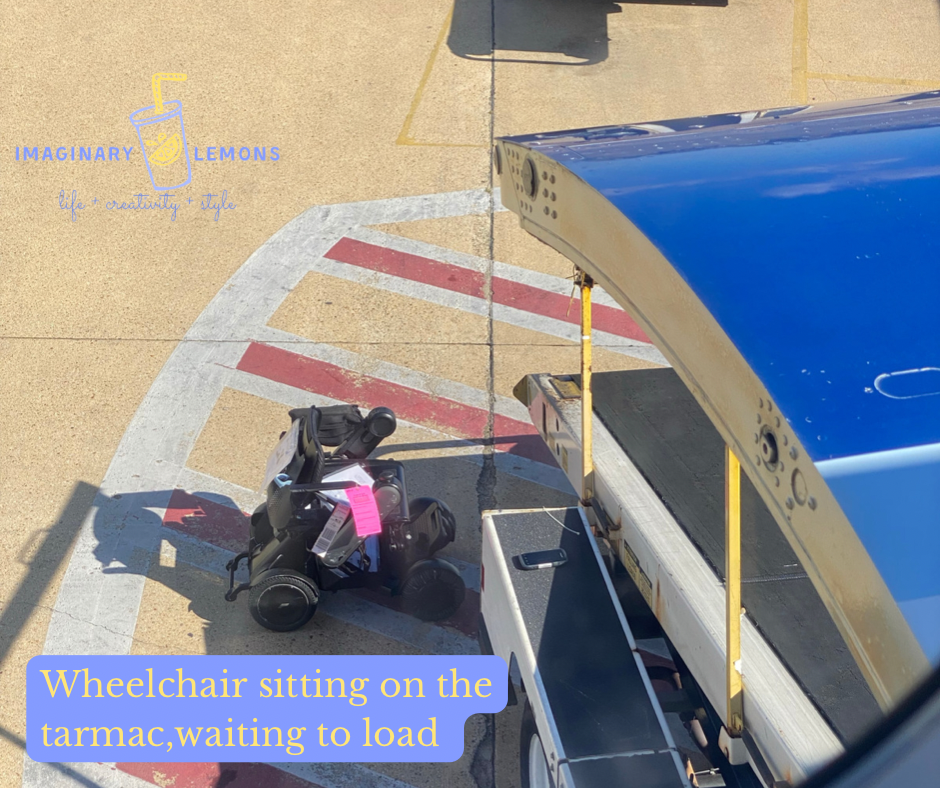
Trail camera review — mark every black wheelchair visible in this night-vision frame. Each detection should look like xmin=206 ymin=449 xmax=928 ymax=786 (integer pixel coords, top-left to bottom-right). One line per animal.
xmin=225 ymin=404 xmax=466 ymax=631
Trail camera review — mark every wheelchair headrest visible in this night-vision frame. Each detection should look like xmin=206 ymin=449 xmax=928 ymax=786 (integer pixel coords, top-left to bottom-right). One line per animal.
xmin=287 ymin=403 xmax=397 ymax=467
xmin=314 ymin=405 xmax=364 ymax=447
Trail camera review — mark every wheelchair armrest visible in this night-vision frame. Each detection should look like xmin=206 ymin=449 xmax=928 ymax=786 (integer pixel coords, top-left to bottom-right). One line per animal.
xmin=285 ymin=480 xmax=360 ymax=513
xmin=289 ymin=480 xmax=359 ymax=493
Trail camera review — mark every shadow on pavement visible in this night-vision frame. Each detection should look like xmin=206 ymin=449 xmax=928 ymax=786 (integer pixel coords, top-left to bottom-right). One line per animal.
xmin=89 ymin=454 xmax=575 ymax=658
xmin=1 ymin=481 xmax=103 ymax=786
xmin=72 ymin=450 xmax=574 ymax=787
xmin=449 ymin=0 xmax=727 ymax=67
xmin=450 ymin=0 xmax=620 ymax=66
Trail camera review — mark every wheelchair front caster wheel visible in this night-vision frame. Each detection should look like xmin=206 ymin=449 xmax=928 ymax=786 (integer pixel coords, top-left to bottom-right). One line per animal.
xmin=249 ymin=570 xmax=319 ymax=632
xmin=400 ymin=558 xmax=466 ymax=622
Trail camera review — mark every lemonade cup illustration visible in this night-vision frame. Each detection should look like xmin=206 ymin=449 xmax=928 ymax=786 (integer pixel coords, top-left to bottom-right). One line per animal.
xmin=130 ymin=73 xmax=191 ymax=191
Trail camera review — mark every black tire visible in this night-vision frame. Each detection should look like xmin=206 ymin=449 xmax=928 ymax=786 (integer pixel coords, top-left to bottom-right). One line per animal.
xmin=520 ymin=699 xmax=554 ymax=788
xmin=248 ymin=570 xmax=319 ymax=632
xmin=399 ymin=558 xmax=466 ymax=622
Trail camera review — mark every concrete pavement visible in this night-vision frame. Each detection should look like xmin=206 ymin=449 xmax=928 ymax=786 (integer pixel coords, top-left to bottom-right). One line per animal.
xmin=3 ymin=1 xmax=940 ymax=786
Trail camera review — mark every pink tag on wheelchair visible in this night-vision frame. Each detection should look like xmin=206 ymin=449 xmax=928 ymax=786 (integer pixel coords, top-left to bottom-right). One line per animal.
xmin=347 ymin=485 xmax=382 ymax=536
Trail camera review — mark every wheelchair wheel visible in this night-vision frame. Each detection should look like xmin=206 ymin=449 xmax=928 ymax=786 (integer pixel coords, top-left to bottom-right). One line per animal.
xmin=399 ymin=558 xmax=466 ymax=622
xmin=249 ymin=570 xmax=319 ymax=632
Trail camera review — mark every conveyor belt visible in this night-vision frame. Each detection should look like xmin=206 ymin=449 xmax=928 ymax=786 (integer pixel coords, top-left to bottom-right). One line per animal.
xmin=489 ymin=508 xmax=687 ymax=785
xmin=589 ymin=368 xmax=882 ymax=743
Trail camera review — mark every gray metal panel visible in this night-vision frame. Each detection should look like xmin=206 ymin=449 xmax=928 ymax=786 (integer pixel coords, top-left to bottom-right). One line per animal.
xmin=489 ymin=507 xmax=686 ymax=786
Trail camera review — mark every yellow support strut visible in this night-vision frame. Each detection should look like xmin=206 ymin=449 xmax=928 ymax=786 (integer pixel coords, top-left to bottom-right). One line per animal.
xmin=726 ymin=445 xmax=744 ymax=736
xmin=580 ymin=272 xmax=594 ymax=503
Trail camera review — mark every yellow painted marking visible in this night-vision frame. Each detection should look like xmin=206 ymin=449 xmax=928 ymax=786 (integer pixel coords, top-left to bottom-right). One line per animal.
xmin=791 ymin=0 xmax=809 ymax=103
xmin=151 ymin=72 xmax=187 ymax=115
xmin=580 ymin=274 xmax=593 ymax=503
xmin=807 ymin=71 xmax=940 ymax=89
xmin=725 ymin=445 xmax=743 ymax=735
xmin=396 ymin=10 xmax=486 ymax=149
xmin=399 ymin=140 xmax=487 ymax=148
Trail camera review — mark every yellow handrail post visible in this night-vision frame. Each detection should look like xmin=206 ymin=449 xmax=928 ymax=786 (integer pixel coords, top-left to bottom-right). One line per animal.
xmin=580 ymin=272 xmax=594 ymax=504
xmin=726 ymin=445 xmax=744 ymax=735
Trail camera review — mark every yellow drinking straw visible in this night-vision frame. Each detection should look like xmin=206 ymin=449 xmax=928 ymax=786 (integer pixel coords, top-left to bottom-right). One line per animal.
xmin=152 ymin=72 xmax=187 ymax=115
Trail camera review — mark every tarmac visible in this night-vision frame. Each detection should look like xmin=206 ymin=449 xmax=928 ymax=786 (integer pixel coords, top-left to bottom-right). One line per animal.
xmin=2 ymin=1 xmax=939 ymax=787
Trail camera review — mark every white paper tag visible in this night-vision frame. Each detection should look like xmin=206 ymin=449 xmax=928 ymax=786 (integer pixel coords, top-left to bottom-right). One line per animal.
xmin=312 ymin=503 xmax=351 ymax=557
xmin=319 ymin=464 xmax=374 ymax=503
xmin=262 ymin=419 xmax=301 ymax=492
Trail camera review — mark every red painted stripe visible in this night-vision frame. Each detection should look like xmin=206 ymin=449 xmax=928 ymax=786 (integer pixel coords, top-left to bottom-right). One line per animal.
xmin=490 ymin=277 xmax=650 ymax=343
xmin=326 ymin=236 xmax=484 ymax=298
xmin=236 ymin=342 xmax=555 ymax=466
xmin=325 ymin=237 xmax=651 ymax=343
xmin=118 ymin=762 xmax=320 ymax=788
xmin=163 ymin=489 xmax=249 ymax=554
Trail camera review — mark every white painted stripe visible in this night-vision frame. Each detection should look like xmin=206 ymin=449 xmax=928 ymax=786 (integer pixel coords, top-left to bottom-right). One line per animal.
xmin=348 ymin=226 xmax=489 ymax=272
xmin=184 ymin=190 xmax=495 ymax=345
xmin=349 ymin=224 xmax=627 ymax=310
xmin=38 ymin=191 xmax=494 ymax=657
xmin=225 ymin=366 xmax=574 ymax=492
xmin=159 ymin=526 xmax=249 ymax=582
xmin=21 ymin=760 xmax=157 ymax=788
xmin=489 ymin=302 xmax=668 ymax=362
xmin=289 ymin=257 xmax=668 ymax=362
xmin=297 ymin=255 xmax=490 ymax=318
xmin=175 ymin=466 xmax=266 ymax=513
xmin=40 ymin=343 xmax=246 ymax=656
xmin=26 ymin=188 xmax=623 ymax=788
xmin=253 ymin=324 xmax=531 ymax=421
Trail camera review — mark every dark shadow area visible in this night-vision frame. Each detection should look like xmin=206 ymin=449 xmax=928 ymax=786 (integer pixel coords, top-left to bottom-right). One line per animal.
xmin=449 ymin=0 xmax=727 ymax=67
xmin=83 ymin=453 xmax=573 ymax=788
xmin=0 ymin=480 xmax=107 ymax=787
xmin=88 ymin=454 xmax=574 ymax=657
xmin=1 ymin=481 xmax=98 ymax=666
xmin=450 ymin=0 xmax=619 ymax=66
xmin=371 ymin=432 xmax=557 ymax=466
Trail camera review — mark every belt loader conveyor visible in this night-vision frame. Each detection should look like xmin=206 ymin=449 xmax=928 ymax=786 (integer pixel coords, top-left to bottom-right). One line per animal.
xmin=480 ymin=91 xmax=940 ymax=788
